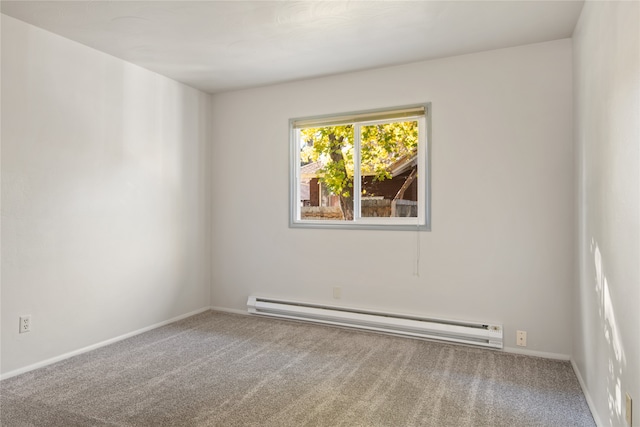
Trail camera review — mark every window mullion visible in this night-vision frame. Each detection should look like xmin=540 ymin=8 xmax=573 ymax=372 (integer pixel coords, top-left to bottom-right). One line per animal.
xmin=353 ymin=123 xmax=362 ymax=220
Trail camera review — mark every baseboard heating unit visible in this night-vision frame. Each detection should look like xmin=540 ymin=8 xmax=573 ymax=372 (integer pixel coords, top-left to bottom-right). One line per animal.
xmin=247 ymin=296 xmax=503 ymax=349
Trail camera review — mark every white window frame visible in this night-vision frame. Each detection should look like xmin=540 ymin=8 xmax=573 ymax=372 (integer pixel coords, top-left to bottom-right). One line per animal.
xmin=290 ymin=103 xmax=431 ymax=231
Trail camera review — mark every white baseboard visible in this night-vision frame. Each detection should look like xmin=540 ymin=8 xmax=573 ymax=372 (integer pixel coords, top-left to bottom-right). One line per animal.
xmin=211 ymin=306 xmax=248 ymax=316
xmin=0 ymin=306 xmax=212 ymax=381
xmin=502 ymin=346 xmax=571 ymax=361
xmin=571 ymin=359 xmax=602 ymax=427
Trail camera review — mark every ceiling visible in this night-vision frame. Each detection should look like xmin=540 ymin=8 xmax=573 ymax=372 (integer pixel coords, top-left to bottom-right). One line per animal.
xmin=1 ymin=1 xmax=585 ymax=94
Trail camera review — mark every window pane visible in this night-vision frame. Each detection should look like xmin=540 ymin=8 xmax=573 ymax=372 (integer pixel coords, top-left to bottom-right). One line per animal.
xmin=360 ymin=121 xmax=419 ymax=218
xmin=298 ymin=126 xmax=354 ymax=221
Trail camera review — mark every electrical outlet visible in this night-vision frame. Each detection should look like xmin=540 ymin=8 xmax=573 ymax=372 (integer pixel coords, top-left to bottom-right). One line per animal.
xmin=332 ymin=286 xmax=341 ymax=299
xmin=516 ymin=330 xmax=527 ymax=347
xmin=19 ymin=315 xmax=31 ymax=334
xmin=626 ymin=393 xmax=632 ymax=426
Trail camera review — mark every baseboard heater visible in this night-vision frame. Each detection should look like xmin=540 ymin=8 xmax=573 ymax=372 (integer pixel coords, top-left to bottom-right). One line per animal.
xmin=247 ymin=296 xmax=503 ymax=349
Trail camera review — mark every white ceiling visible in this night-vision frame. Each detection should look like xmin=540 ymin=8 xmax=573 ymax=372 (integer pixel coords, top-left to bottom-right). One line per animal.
xmin=1 ymin=1 xmax=584 ymax=94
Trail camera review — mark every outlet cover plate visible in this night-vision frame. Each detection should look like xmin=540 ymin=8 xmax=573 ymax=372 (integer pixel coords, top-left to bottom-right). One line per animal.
xmin=19 ymin=315 xmax=31 ymax=334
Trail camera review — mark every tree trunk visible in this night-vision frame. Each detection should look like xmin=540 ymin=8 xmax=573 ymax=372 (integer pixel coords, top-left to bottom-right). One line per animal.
xmin=338 ymin=194 xmax=354 ymax=220
xmin=328 ymin=133 xmax=354 ymax=220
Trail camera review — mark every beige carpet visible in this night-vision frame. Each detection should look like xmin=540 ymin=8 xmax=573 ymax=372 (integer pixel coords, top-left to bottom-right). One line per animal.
xmin=1 ymin=310 xmax=595 ymax=426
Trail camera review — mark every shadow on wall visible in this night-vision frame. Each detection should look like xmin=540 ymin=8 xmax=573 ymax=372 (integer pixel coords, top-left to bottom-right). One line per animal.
xmin=591 ymin=238 xmax=627 ymax=427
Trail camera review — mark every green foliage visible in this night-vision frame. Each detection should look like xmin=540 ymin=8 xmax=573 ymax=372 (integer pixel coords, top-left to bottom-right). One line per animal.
xmin=300 ymin=120 xmax=418 ymax=198
xmin=361 ymin=121 xmax=418 ymax=183
xmin=300 ymin=125 xmax=354 ymax=198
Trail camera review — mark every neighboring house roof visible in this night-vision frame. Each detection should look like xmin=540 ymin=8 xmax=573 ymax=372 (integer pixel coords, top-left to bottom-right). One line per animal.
xmin=300 ymin=161 xmax=323 ymax=179
xmin=389 ymin=152 xmax=418 ymax=177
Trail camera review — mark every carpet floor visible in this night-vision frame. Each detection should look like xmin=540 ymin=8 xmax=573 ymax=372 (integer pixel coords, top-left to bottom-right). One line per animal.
xmin=0 ymin=310 xmax=595 ymax=426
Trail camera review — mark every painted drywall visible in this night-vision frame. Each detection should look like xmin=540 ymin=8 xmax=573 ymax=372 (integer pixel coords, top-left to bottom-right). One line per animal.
xmin=1 ymin=15 xmax=212 ymax=375
xmin=211 ymin=39 xmax=574 ymax=356
xmin=573 ymin=2 xmax=640 ymax=426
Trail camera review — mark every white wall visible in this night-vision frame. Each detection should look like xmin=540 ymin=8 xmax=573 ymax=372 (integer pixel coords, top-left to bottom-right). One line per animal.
xmin=573 ymin=2 xmax=640 ymax=426
xmin=211 ymin=39 xmax=574 ymax=356
xmin=1 ymin=15 xmax=212 ymax=375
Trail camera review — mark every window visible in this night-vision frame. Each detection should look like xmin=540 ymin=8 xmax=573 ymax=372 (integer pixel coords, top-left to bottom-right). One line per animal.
xmin=290 ymin=104 xmax=430 ymax=230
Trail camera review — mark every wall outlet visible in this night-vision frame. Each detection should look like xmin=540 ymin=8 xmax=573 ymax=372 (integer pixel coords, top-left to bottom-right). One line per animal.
xmin=516 ymin=330 xmax=527 ymax=347
xmin=626 ymin=393 xmax=632 ymax=426
xmin=332 ymin=286 xmax=341 ymax=299
xmin=19 ymin=315 xmax=31 ymax=334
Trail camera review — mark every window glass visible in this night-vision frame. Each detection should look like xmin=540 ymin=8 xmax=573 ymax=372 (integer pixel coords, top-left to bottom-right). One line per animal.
xmin=360 ymin=121 xmax=418 ymax=218
xmin=299 ymin=125 xmax=354 ymax=221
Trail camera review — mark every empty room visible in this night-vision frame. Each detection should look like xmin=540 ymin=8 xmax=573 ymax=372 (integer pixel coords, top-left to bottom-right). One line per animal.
xmin=1 ymin=1 xmax=638 ymax=426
